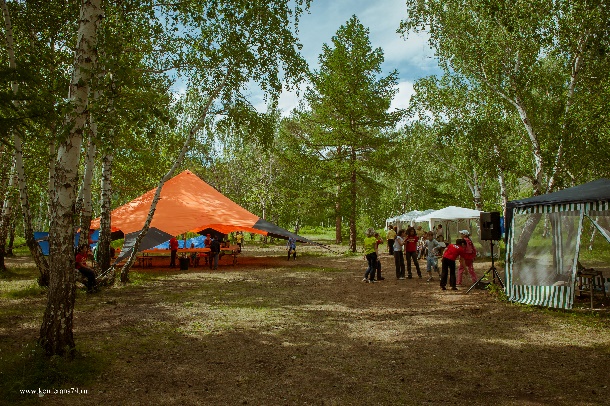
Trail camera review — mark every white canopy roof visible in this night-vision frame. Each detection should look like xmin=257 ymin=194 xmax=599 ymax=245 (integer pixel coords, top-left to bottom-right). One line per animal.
xmin=386 ymin=209 xmax=435 ymax=225
xmin=413 ymin=206 xmax=482 ymax=223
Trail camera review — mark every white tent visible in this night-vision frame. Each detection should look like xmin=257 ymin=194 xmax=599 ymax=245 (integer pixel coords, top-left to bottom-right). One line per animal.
xmin=386 ymin=209 xmax=435 ymax=229
xmin=413 ymin=206 xmax=483 ymax=241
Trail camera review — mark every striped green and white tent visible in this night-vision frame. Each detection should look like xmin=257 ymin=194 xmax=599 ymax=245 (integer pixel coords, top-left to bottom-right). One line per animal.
xmin=505 ymin=179 xmax=610 ymax=309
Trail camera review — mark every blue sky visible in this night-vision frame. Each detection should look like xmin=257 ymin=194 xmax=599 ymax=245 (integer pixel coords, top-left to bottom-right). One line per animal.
xmin=257 ymin=0 xmax=442 ymax=115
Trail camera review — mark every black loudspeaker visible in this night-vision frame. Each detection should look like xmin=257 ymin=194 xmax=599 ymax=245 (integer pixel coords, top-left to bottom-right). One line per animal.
xmin=480 ymin=212 xmax=501 ymax=240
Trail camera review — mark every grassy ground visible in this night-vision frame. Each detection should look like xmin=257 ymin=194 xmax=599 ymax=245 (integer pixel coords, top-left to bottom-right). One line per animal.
xmin=1 ymin=244 xmax=609 ymax=406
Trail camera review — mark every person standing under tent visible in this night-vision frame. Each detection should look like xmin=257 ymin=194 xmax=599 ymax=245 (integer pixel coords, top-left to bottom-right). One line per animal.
xmin=203 ymin=233 xmax=212 ymax=265
xmin=386 ymin=225 xmax=396 ymax=255
xmin=404 ymin=227 xmax=421 ymax=278
xmin=169 ymin=236 xmax=179 ymax=268
xmin=287 ymin=237 xmax=297 ymax=260
xmin=236 ymin=231 xmax=244 ymax=253
xmin=393 ymin=229 xmax=406 ymax=279
xmin=362 ymin=228 xmax=378 ymax=283
xmin=189 ymin=242 xmax=199 ymax=267
xmin=435 ymin=224 xmax=444 ymax=242
xmin=440 ymin=239 xmax=466 ymax=290
xmin=457 ymin=230 xmax=478 ymax=285
xmin=210 ymin=236 xmax=221 ymax=270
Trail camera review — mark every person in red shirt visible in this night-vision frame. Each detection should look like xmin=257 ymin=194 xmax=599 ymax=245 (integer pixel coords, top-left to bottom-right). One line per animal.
xmin=404 ymin=227 xmax=421 ymax=278
xmin=440 ymin=239 xmax=467 ymax=290
xmin=169 ymin=237 xmax=179 ymax=268
xmin=457 ymin=230 xmax=478 ymax=285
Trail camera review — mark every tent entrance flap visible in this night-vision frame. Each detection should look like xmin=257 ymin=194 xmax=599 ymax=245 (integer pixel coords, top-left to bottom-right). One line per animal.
xmin=116 ymin=227 xmax=174 ymax=263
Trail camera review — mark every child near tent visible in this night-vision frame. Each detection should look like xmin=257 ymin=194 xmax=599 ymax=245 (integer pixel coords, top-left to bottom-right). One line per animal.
xmin=236 ymin=232 xmax=244 ymax=253
xmin=457 ymin=230 xmax=478 ymax=285
xmin=440 ymin=238 xmax=466 ymax=290
xmin=287 ymin=237 xmax=297 ymax=260
xmin=424 ymin=231 xmax=443 ymax=281
xmin=189 ymin=242 xmax=199 ymax=267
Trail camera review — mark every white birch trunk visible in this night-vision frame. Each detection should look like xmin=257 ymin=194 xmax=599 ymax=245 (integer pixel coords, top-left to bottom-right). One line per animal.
xmin=1 ymin=0 xmax=49 ymax=280
xmin=47 ymin=139 xmax=56 ymax=227
xmin=39 ymin=0 xmax=103 ymax=356
xmin=77 ymin=129 xmax=97 ymax=247
xmin=97 ymin=151 xmax=114 ymax=280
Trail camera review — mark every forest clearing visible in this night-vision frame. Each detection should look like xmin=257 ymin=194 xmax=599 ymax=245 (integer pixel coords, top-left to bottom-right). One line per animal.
xmin=2 ymin=244 xmax=610 ymax=406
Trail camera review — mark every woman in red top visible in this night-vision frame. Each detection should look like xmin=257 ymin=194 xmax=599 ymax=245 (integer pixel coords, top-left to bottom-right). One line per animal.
xmin=404 ymin=227 xmax=421 ymax=278
xmin=457 ymin=230 xmax=478 ymax=285
xmin=440 ymin=239 xmax=466 ymax=290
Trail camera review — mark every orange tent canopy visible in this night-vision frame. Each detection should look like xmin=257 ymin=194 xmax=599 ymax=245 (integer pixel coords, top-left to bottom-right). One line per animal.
xmin=91 ymin=170 xmax=308 ymax=242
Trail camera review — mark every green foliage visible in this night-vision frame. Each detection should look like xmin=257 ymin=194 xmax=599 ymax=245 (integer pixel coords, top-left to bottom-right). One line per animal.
xmin=486 ymin=282 xmax=508 ymax=301
xmin=400 ymin=0 xmax=610 ymax=193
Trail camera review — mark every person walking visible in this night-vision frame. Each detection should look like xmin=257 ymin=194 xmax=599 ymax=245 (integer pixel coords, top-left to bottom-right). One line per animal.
xmin=386 ymin=225 xmax=396 ymax=255
xmin=362 ymin=228 xmax=378 ymax=283
xmin=287 ymin=237 xmax=297 ymax=260
xmin=374 ymin=232 xmax=384 ymax=281
xmin=457 ymin=230 xmax=478 ymax=285
xmin=404 ymin=227 xmax=421 ymax=278
xmin=393 ymin=229 xmax=406 ymax=279
xmin=440 ymin=239 xmax=467 ymax=290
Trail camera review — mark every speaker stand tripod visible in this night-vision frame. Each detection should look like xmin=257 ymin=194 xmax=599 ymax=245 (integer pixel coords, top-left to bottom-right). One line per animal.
xmin=466 ymin=240 xmax=504 ymax=294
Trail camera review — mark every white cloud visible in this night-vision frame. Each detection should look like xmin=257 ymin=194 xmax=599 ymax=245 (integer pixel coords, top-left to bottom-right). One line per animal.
xmin=390 ymin=81 xmax=415 ymax=112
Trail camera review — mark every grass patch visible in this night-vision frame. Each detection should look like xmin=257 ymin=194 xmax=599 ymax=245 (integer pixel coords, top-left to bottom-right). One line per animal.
xmin=2 ymin=282 xmax=46 ymax=299
xmin=127 ymin=270 xmax=174 ymax=286
xmin=0 ymin=341 xmax=107 ymax=404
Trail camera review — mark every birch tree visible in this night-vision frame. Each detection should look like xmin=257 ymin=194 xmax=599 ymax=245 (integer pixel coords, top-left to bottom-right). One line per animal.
xmin=400 ymin=0 xmax=610 ymax=195
xmin=39 ymin=0 xmax=103 ymax=356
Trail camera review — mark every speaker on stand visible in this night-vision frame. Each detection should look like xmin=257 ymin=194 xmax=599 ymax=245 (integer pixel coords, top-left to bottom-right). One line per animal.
xmin=466 ymin=211 xmax=504 ymax=294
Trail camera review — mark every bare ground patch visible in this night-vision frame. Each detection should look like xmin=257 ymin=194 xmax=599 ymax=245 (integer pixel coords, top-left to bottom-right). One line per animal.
xmin=1 ymin=246 xmax=610 ymax=405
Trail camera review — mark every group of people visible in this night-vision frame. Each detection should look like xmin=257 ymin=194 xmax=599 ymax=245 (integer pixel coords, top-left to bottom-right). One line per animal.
xmin=365 ymin=224 xmax=478 ymax=290
xmin=169 ymin=234 xmax=224 ymax=270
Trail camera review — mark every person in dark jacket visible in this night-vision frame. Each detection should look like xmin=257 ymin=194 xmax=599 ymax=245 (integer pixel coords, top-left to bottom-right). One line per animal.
xmin=75 ymin=245 xmax=97 ymax=292
xmin=210 ymin=237 xmax=221 ymax=270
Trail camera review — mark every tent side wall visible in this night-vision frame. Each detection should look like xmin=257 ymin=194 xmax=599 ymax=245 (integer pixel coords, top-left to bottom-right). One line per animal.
xmin=505 ymin=201 xmax=610 ymax=309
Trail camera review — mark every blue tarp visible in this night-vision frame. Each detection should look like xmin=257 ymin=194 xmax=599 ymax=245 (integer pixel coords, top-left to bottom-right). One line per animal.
xmin=152 ymin=235 xmax=208 ymax=249
xmin=35 ymin=230 xmax=99 ymax=256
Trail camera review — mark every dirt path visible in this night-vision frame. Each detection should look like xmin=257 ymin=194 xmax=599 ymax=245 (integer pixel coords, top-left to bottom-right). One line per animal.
xmin=3 ymin=247 xmax=610 ymax=405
